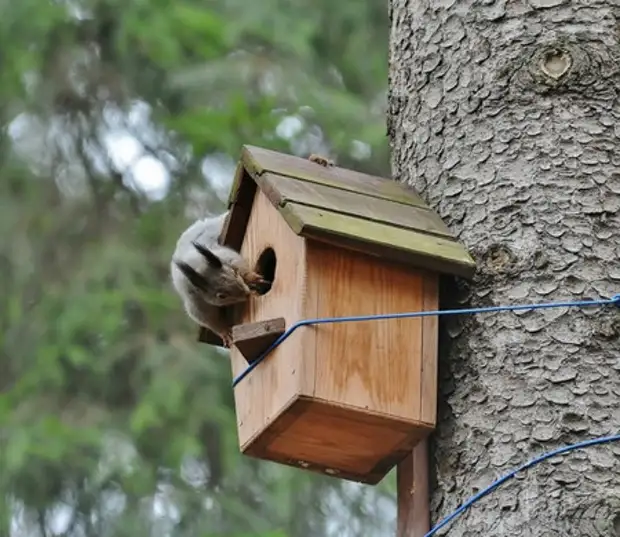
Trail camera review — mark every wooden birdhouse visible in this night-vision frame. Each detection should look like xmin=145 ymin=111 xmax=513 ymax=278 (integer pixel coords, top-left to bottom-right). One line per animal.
xmin=199 ymin=145 xmax=475 ymax=485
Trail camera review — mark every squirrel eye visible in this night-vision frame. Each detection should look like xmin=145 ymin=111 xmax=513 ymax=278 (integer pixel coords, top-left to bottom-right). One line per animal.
xmin=216 ymin=292 xmax=226 ymax=299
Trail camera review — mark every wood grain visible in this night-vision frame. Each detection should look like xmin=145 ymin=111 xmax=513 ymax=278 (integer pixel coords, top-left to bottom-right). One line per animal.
xmin=397 ymin=440 xmax=430 ymax=537
xmin=258 ymin=172 xmax=453 ymax=238
xmin=232 ymin=317 xmax=286 ymax=364
xmin=219 ymin=147 xmax=447 ymax=484
xmin=231 ymin=237 xmax=439 ymax=484
xmin=230 ymin=189 xmax=312 ymax=448
xmin=243 ymin=396 xmax=432 ymax=485
xmin=224 ymin=164 xmax=257 ymax=251
xmin=307 ymin=241 xmax=426 ymax=420
xmin=219 ymin=145 xmax=475 ymax=286
xmin=241 ymin=145 xmax=428 ymax=208
xmin=421 ymin=274 xmax=439 ymax=425
xmin=282 ymin=203 xmax=475 ymax=278
xmin=396 ymin=276 xmax=436 ymax=536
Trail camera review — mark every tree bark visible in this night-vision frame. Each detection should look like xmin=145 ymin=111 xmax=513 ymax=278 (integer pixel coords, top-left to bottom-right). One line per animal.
xmin=388 ymin=1 xmax=620 ymax=535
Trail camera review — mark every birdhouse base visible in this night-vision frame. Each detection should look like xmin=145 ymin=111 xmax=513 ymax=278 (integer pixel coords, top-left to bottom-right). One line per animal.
xmin=239 ymin=395 xmax=433 ymax=485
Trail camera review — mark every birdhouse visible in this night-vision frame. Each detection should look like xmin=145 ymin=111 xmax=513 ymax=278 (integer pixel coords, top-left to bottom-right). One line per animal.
xmin=199 ymin=145 xmax=475 ymax=484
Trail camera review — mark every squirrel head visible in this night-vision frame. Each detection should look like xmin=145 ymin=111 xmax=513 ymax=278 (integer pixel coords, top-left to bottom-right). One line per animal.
xmin=174 ymin=242 xmax=252 ymax=306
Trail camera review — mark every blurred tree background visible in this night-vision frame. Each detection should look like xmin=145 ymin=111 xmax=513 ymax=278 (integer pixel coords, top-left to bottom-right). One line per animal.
xmin=0 ymin=0 xmax=393 ymax=535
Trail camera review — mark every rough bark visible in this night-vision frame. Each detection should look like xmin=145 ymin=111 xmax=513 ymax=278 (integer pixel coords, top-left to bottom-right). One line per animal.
xmin=388 ymin=1 xmax=620 ymax=535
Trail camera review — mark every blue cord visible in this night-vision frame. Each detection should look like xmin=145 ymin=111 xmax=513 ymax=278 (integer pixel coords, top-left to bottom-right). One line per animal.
xmin=228 ymin=294 xmax=620 ymax=534
xmin=424 ymin=433 xmax=620 ymax=536
xmin=231 ymin=294 xmax=620 ymax=387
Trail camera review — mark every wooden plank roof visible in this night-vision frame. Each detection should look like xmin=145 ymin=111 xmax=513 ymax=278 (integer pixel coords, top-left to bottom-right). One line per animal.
xmin=221 ymin=145 xmax=476 ymax=279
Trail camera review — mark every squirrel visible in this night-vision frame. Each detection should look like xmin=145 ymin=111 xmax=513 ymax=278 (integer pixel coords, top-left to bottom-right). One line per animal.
xmin=171 ymin=155 xmax=330 ymax=346
xmin=170 ymin=212 xmax=270 ymax=347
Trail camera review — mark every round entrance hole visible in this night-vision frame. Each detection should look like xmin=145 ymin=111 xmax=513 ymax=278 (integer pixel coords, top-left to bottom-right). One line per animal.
xmin=254 ymin=247 xmax=276 ymax=295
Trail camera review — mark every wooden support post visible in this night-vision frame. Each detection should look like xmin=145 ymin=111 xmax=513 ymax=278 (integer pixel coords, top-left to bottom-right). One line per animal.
xmin=397 ymin=439 xmax=430 ymax=537
xmin=232 ymin=317 xmax=286 ymax=363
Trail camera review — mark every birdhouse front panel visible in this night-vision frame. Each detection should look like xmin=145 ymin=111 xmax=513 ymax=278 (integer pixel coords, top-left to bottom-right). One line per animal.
xmin=229 ymin=187 xmax=317 ymax=450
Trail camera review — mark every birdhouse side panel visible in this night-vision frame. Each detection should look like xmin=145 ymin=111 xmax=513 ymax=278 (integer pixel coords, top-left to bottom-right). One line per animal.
xmin=305 ymin=241 xmax=435 ymax=426
xmin=421 ymin=272 xmax=438 ymax=426
xmin=230 ymin=189 xmax=317 ymax=448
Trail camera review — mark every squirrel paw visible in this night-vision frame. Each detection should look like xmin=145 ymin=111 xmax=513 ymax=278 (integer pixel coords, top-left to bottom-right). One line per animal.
xmin=308 ymin=154 xmax=334 ymax=167
xmin=244 ymin=271 xmax=272 ymax=294
xmin=220 ymin=331 xmax=233 ymax=348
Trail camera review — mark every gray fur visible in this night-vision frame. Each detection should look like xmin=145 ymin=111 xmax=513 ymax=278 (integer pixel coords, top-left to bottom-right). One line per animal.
xmin=170 ymin=211 xmax=253 ymax=342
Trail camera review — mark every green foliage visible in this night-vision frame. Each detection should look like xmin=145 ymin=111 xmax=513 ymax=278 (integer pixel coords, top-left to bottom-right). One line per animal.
xmin=0 ymin=0 xmax=396 ymax=535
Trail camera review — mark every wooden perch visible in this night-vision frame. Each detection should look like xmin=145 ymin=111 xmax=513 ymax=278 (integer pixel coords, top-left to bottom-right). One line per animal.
xmin=232 ymin=317 xmax=286 ymax=363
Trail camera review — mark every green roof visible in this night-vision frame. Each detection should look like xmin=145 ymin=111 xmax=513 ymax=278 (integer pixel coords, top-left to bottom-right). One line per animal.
xmin=222 ymin=145 xmax=476 ymax=279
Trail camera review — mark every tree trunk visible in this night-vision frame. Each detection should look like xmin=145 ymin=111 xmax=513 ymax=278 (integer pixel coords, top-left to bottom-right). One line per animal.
xmin=388 ymin=1 xmax=620 ymax=535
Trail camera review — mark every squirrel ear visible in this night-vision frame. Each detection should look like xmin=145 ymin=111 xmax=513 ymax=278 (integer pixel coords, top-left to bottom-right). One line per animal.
xmin=175 ymin=261 xmax=210 ymax=291
xmin=192 ymin=241 xmax=223 ymax=269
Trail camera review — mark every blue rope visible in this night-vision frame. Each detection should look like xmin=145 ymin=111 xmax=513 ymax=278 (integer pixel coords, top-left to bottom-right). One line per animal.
xmin=228 ymin=294 xmax=620 ymax=534
xmin=231 ymin=294 xmax=620 ymax=387
xmin=424 ymin=433 xmax=620 ymax=536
